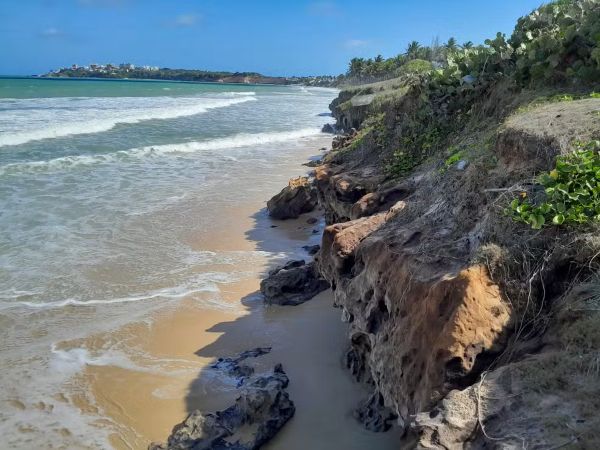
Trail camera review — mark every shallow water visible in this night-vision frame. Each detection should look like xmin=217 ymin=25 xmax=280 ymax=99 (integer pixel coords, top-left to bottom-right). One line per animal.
xmin=0 ymin=77 xmax=339 ymax=448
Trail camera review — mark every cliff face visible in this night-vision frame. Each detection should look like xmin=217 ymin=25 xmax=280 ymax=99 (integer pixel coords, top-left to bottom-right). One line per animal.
xmin=314 ymin=83 xmax=600 ymax=447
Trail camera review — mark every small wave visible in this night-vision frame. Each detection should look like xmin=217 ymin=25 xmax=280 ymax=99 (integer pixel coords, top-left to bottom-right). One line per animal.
xmin=0 ymin=127 xmax=325 ymax=175
xmin=50 ymin=344 xmax=202 ymax=377
xmin=0 ymin=95 xmax=256 ymax=147
xmin=0 ymin=271 xmax=243 ymax=311
xmin=129 ymin=127 xmax=324 ymax=155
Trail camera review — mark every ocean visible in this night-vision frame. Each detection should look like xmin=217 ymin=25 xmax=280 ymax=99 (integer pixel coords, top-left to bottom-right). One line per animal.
xmin=0 ymin=77 xmax=337 ymax=448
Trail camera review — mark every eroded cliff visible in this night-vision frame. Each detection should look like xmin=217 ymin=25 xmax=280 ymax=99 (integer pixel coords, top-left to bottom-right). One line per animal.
xmin=314 ymin=77 xmax=600 ymax=447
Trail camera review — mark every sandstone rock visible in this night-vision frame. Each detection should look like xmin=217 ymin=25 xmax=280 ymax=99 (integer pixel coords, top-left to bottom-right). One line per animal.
xmin=412 ymin=387 xmax=479 ymax=449
xmin=350 ymin=185 xmax=413 ymax=220
xmin=318 ymin=214 xmax=387 ymax=279
xmin=260 ymin=260 xmax=329 ymax=306
xmin=314 ymin=164 xmax=383 ymax=223
xmin=267 ymin=177 xmax=317 ymax=220
xmin=149 ymin=364 xmax=294 ymax=450
xmin=317 ymin=209 xmax=511 ymax=431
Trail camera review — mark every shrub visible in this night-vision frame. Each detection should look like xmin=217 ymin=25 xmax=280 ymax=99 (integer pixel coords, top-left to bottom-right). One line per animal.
xmin=509 ymin=141 xmax=600 ymax=229
xmin=510 ymin=0 xmax=600 ymax=85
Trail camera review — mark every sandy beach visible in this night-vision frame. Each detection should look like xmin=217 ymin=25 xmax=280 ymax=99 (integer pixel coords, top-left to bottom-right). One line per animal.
xmin=47 ymin=137 xmax=403 ymax=449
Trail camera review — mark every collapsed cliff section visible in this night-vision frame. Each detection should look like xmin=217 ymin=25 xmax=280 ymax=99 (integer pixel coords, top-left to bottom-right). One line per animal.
xmin=315 ymin=80 xmax=600 ymax=447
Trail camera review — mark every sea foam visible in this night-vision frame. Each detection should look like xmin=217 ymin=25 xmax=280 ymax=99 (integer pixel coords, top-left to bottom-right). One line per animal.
xmin=0 ymin=127 xmax=324 ymax=175
xmin=0 ymin=94 xmax=256 ymax=147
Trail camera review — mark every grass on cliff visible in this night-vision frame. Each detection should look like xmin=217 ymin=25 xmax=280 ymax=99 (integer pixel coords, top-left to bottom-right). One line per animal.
xmin=335 ymin=0 xmax=600 ymax=179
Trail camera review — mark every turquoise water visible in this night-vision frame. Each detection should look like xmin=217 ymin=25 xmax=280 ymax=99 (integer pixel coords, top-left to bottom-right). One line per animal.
xmin=0 ymin=77 xmax=336 ymax=448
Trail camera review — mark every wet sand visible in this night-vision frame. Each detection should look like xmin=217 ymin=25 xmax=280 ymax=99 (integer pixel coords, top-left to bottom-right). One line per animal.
xmin=71 ymin=139 xmax=401 ymax=449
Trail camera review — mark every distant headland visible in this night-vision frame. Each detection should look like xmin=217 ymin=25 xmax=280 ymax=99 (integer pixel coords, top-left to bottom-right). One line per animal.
xmin=42 ymin=63 xmax=340 ymax=87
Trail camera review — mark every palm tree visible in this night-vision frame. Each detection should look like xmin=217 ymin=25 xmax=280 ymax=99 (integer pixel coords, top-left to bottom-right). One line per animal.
xmin=445 ymin=37 xmax=458 ymax=52
xmin=348 ymin=57 xmax=365 ymax=78
xmin=406 ymin=41 xmax=421 ymax=60
xmin=462 ymin=41 xmax=474 ymax=50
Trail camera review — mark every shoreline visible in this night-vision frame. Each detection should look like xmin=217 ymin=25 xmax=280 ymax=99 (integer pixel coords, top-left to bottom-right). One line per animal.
xmin=70 ymin=135 xmax=399 ymax=449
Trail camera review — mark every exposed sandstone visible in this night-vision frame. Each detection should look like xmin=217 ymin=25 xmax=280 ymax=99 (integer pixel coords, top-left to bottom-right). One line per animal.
xmin=314 ymin=164 xmax=383 ymax=223
xmin=312 ymin=93 xmax=600 ymax=448
xmin=267 ymin=176 xmax=317 ymax=220
xmin=319 ymin=220 xmax=511 ymax=427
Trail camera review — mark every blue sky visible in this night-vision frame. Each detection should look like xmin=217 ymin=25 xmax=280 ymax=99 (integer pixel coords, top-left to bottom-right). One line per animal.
xmin=0 ymin=0 xmax=544 ymax=76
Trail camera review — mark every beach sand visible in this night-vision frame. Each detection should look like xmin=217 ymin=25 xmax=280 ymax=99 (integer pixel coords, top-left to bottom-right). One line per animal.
xmin=68 ymin=138 xmax=401 ymax=449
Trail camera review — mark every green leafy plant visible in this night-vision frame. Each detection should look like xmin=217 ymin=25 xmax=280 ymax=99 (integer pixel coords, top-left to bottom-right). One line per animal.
xmin=509 ymin=141 xmax=600 ymax=229
xmin=386 ymin=149 xmax=420 ymax=175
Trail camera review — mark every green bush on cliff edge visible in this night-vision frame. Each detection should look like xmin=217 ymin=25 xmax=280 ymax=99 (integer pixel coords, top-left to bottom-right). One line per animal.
xmin=509 ymin=141 xmax=600 ymax=229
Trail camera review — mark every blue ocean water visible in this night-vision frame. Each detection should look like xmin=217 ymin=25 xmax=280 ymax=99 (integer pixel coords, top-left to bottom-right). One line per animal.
xmin=0 ymin=77 xmax=336 ymax=448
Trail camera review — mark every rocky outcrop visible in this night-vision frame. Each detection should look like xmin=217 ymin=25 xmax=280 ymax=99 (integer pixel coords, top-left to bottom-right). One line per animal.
xmin=150 ymin=364 xmax=294 ymax=450
xmin=260 ymin=260 xmax=329 ymax=306
xmin=314 ymin=164 xmax=384 ymax=223
xmin=266 ymin=176 xmax=317 ymax=220
xmin=321 ymin=123 xmax=339 ymax=134
xmin=308 ymin=85 xmax=600 ymax=449
xmin=318 ymin=216 xmax=511 ymax=429
xmin=210 ymin=347 xmax=272 ymax=387
xmin=330 ymin=90 xmax=374 ymax=131
xmin=412 ymin=282 xmax=600 ymax=449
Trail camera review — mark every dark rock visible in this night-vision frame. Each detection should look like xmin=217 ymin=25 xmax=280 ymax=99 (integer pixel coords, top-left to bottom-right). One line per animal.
xmin=150 ymin=365 xmax=295 ymax=450
xmin=317 ymin=112 xmax=333 ymax=117
xmin=302 ymin=244 xmax=320 ymax=256
xmin=321 ymin=123 xmax=338 ymax=134
xmin=332 ymin=129 xmax=358 ymax=150
xmin=303 ymin=159 xmax=322 ymax=168
xmin=270 ymin=225 xmax=278 ymax=228
xmin=260 ymin=260 xmax=329 ymax=306
xmin=210 ymin=347 xmax=272 ymax=387
xmin=267 ymin=176 xmax=317 ymax=220
xmin=354 ymin=391 xmax=398 ymax=432
xmin=306 ymin=217 xmax=318 ymax=225
xmin=312 ymin=229 xmax=319 ymax=234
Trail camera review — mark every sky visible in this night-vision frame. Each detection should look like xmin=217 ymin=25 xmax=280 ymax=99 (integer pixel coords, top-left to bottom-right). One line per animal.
xmin=0 ymin=0 xmax=545 ymax=76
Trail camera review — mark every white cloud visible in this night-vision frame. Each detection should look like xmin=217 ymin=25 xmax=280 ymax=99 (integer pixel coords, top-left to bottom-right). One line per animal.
xmin=345 ymin=39 xmax=369 ymax=49
xmin=171 ymin=13 xmax=201 ymax=27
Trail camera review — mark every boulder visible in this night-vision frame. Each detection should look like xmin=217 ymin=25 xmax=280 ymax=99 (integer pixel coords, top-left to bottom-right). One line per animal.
xmin=260 ymin=260 xmax=329 ymax=306
xmin=149 ymin=365 xmax=295 ymax=450
xmin=267 ymin=177 xmax=317 ymax=220
xmin=302 ymin=244 xmax=320 ymax=255
xmin=321 ymin=123 xmax=338 ymax=134
xmin=210 ymin=347 xmax=272 ymax=387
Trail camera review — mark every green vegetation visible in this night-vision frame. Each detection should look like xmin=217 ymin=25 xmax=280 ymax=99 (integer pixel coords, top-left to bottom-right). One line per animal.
xmin=509 ymin=141 xmax=600 ymax=229
xmin=511 ymin=0 xmax=600 ymax=85
xmin=46 ymin=66 xmax=340 ymax=87
xmin=347 ymin=0 xmax=600 ymax=179
xmin=343 ymin=38 xmax=456 ymax=84
xmin=439 ymin=147 xmax=466 ymax=173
